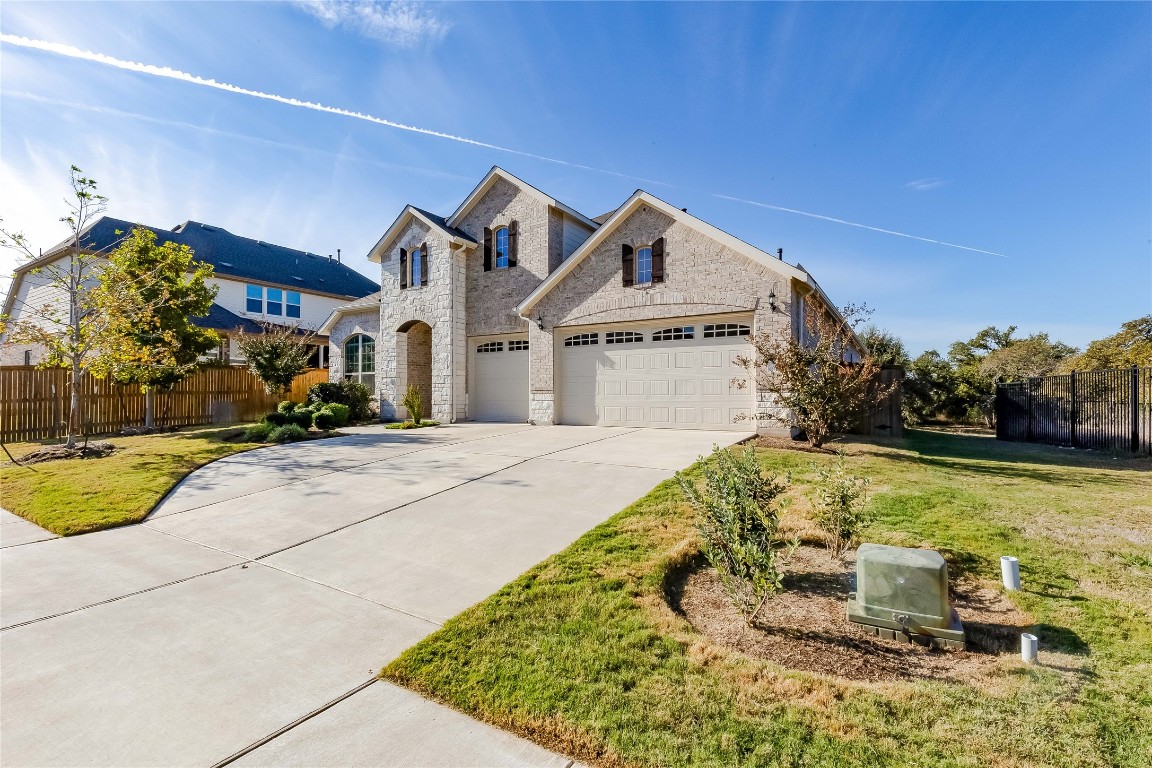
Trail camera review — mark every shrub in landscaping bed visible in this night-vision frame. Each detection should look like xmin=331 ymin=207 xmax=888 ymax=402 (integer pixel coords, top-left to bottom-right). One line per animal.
xmin=385 ymin=420 xmax=440 ymax=430
xmin=307 ymin=380 xmax=374 ymax=421
xmin=268 ymin=424 xmax=309 ymax=443
xmin=277 ymin=400 xmax=297 ymax=415
xmin=284 ymin=409 xmax=314 ymax=429
xmin=262 ymin=411 xmax=287 ymax=426
xmin=243 ymin=422 xmax=275 ymax=442
xmin=320 ymin=403 xmax=350 ymax=427
xmin=312 ymin=410 xmax=336 ymax=430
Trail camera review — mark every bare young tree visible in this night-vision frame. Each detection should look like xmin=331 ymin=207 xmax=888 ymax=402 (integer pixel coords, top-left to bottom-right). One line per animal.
xmin=739 ymin=295 xmax=895 ymax=449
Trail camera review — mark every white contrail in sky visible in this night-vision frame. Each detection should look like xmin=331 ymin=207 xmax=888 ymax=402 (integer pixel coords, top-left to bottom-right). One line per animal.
xmin=1 ymin=33 xmax=1005 ymax=257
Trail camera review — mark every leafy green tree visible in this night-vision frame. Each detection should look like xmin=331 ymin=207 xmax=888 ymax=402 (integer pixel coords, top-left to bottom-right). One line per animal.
xmin=860 ymin=325 xmax=910 ymax=368
xmin=88 ymin=227 xmax=219 ymax=427
xmin=1060 ymin=316 xmax=1152 ymax=371
xmin=944 ymin=326 xmax=1019 ymax=425
xmin=979 ymin=333 xmax=1077 ymax=382
xmin=235 ymin=322 xmax=316 ymax=397
xmin=902 ymin=350 xmax=956 ymax=424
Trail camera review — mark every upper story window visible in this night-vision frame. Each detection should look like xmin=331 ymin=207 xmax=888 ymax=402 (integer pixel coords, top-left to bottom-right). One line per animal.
xmin=286 ymin=291 xmax=301 ymax=319
xmin=246 ymin=284 xmax=263 ymax=313
xmin=483 ymin=221 xmax=518 ymax=271
xmin=653 ymin=326 xmax=694 ymax=341
xmin=622 ymin=237 xmax=665 ymax=287
xmin=266 ymin=288 xmax=283 ymax=316
xmin=702 ymin=323 xmax=750 ymax=338
xmin=400 ymin=243 xmax=429 ymax=290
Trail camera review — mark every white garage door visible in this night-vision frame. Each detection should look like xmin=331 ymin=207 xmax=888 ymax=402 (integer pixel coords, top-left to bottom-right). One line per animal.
xmin=471 ymin=337 xmax=529 ymax=422
xmin=558 ymin=317 xmax=755 ymax=430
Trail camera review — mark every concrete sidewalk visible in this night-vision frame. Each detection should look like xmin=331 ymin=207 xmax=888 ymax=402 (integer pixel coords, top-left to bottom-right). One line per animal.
xmin=1 ymin=423 xmax=746 ymax=767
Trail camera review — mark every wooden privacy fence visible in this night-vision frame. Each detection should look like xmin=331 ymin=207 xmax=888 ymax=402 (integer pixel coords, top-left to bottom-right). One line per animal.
xmin=0 ymin=366 xmax=330 ymax=443
xmin=995 ymin=366 xmax=1151 ymax=454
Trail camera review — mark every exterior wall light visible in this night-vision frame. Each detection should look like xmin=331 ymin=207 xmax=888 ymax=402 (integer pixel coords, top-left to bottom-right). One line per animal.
xmin=536 ymin=317 xmax=544 ymax=330
xmin=768 ymin=290 xmax=777 ymax=311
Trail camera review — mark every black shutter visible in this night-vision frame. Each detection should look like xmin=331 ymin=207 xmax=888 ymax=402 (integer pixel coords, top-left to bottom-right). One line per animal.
xmin=652 ymin=237 xmax=665 ymax=283
xmin=622 ymin=244 xmax=634 ymax=287
xmin=420 ymin=242 xmax=429 ymax=286
xmin=483 ymin=227 xmax=492 ymax=272
xmin=399 ymin=248 xmax=408 ymax=289
xmin=508 ymin=220 xmax=519 ymax=267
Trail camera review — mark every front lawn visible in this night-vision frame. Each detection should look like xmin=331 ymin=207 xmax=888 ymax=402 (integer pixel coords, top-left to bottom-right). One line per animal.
xmin=0 ymin=426 xmax=262 ymax=535
xmin=383 ymin=430 xmax=1152 ymax=768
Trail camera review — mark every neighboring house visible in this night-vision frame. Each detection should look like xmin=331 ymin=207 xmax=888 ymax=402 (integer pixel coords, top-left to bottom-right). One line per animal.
xmin=1 ymin=218 xmax=379 ymax=367
xmin=322 ymin=166 xmax=858 ymax=432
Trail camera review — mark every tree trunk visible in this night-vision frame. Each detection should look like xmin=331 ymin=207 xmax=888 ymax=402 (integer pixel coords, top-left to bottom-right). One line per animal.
xmin=145 ymin=388 xmax=155 ymax=429
xmin=66 ymin=363 xmax=80 ymax=448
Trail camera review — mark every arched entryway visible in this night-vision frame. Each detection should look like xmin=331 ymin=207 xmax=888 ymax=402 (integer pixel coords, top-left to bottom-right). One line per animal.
xmin=397 ymin=320 xmax=433 ymax=419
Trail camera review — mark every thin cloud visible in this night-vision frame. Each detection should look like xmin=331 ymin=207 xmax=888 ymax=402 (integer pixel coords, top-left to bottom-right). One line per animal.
xmin=905 ymin=178 xmax=949 ymax=192
xmin=0 ymin=34 xmax=1005 ymax=258
xmin=294 ymin=1 xmax=449 ymax=47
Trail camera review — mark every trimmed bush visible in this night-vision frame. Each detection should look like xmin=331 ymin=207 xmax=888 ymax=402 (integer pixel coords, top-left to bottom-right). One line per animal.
xmin=809 ymin=452 xmax=873 ymax=560
xmin=285 ymin=410 xmax=313 ymax=429
xmin=243 ymin=422 xmax=274 ymax=442
xmin=262 ymin=411 xmax=287 ymax=426
xmin=321 ymin=403 xmax=350 ymax=427
xmin=277 ymin=400 xmax=297 ymax=415
xmin=268 ymin=424 xmax=309 ymax=443
xmin=307 ymin=380 xmax=373 ymax=421
xmin=313 ymin=410 xmax=336 ymax=430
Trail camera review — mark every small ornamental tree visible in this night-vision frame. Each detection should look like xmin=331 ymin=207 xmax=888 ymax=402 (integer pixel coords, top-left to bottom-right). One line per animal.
xmin=809 ymin=452 xmax=873 ymax=560
xmin=676 ymin=446 xmax=794 ymax=626
xmin=739 ymin=296 xmax=895 ymax=448
xmin=402 ymin=384 xmax=424 ymax=425
xmin=88 ymin=227 xmax=219 ymax=427
xmin=235 ymin=323 xmax=316 ymax=397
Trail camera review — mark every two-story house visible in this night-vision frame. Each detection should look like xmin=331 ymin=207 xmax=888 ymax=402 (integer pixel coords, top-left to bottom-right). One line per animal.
xmin=1 ymin=217 xmax=379 ymax=367
xmin=321 ymin=167 xmax=856 ymax=432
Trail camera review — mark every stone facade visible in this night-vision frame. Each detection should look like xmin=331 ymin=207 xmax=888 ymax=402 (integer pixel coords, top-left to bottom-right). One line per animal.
xmin=327 ymin=309 xmax=380 ymax=382
xmin=527 ymin=204 xmax=797 ymax=424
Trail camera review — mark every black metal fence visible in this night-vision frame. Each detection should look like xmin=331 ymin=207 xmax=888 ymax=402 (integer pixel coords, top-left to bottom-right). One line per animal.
xmin=995 ymin=366 xmax=1152 ymax=454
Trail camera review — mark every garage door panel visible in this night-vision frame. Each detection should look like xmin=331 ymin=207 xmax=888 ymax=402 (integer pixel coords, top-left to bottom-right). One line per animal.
xmin=472 ymin=339 xmax=528 ymax=422
xmin=558 ymin=317 xmax=755 ymax=431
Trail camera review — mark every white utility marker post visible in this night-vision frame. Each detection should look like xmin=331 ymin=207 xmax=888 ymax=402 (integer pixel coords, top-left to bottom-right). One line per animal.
xmin=1021 ymin=633 xmax=1038 ymax=664
xmin=1001 ymin=556 xmax=1021 ymax=590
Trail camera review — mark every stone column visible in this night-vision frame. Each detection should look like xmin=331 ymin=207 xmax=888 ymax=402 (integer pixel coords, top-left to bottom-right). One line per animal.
xmin=528 ymin=320 xmax=555 ymax=425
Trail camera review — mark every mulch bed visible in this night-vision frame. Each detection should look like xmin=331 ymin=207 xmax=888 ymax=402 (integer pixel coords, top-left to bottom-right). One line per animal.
xmin=5 ymin=441 xmax=116 ymax=466
xmin=751 ymin=435 xmax=839 ymax=454
xmin=667 ymin=546 xmax=1032 ymax=682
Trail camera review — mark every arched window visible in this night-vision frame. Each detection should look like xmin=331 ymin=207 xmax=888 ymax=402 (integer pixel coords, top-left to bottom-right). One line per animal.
xmin=343 ymin=334 xmax=376 ymax=391
xmin=635 ymin=246 xmax=653 ymax=284
xmin=494 ymin=226 xmax=510 ymax=269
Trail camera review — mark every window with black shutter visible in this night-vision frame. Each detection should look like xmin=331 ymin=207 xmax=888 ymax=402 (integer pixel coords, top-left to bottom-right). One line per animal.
xmin=419 ymin=242 xmax=429 ymax=286
xmin=651 ymin=237 xmax=665 ymax=283
xmin=621 ymin=244 xmax=634 ymax=287
xmin=508 ymin=220 xmax=519 ymax=267
xmin=483 ymin=227 xmax=493 ymax=271
xmin=399 ymin=248 xmax=408 ymax=289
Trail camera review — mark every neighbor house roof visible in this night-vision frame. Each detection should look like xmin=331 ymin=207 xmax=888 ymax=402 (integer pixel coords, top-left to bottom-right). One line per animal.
xmin=446 ymin=167 xmax=598 ymax=230
xmin=39 ymin=217 xmax=379 ymax=300
xmin=190 ymin=303 xmax=265 ymax=335
xmin=317 ymin=290 xmax=382 ymax=335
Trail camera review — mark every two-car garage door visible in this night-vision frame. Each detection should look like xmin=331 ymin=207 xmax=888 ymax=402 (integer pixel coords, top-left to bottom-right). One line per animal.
xmin=557 ymin=316 xmax=755 ymax=431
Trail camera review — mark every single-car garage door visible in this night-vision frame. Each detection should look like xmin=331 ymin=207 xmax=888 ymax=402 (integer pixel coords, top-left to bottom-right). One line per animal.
xmin=471 ymin=336 xmax=529 ymax=422
xmin=558 ymin=316 xmax=755 ymax=430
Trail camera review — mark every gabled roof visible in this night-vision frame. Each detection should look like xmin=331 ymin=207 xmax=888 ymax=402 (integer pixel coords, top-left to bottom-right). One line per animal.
xmin=190 ymin=303 xmax=266 ymax=334
xmin=516 ymin=190 xmax=812 ymax=316
xmin=367 ymin=205 xmax=477 ymax=264
xmin=317 ymin=290 xmax=382 ymax=335
xmin=446 ymin=166 xmax=598 ymax=230
xmin=34 ymin=216 xmax=379 ymax=299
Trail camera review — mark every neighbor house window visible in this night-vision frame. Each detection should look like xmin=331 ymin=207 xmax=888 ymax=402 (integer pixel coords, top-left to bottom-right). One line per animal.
xmin=344 ymin=334 xmax=375 ymax=391
xmin=635 ymin=246 xmax=652 ymax=284
xmin=702 ymin=323 xmax=750 ymax=338
xmin=652 ymin=326 xmax=694 ymax=341
xmin=494 ymin=226 xmax=510 ymax=269
xmin=246 ymin=284 xmax=263 ymax=313
xmin=286 ymin=291 xmax=301 ymax=319
xmin=266 ymin=288 xmax=283 ymax=316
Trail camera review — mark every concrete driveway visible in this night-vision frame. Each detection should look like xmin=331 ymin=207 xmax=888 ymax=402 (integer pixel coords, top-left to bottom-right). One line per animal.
xmin=0 ymin=423 xmax=748 ymax=767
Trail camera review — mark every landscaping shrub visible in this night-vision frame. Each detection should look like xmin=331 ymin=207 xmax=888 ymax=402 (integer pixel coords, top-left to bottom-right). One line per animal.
xmin=262 ymin=411 xmax=287 ymax=426
xmin=321 ymin=403 xmax=350 ymax=427
xmin=402 ymin=384 xmax=424 ymax=426
xmin=285 ymin=409 xmax=314 ymax=429
xmin=676 ymin=446 xmax=794 ymax=625
xmin=809 ymin=452 xmax=872 ymax=559
xmin=243 ymin=422 xmax=274 ymax=442
xmin=268 ymin=424 xmax=309 ymax=443
xmin=277 ymin=400 xmax=297 ymax=415
xmin=312 ymin=410 xmax=336 ymax=430
xmin=306 ymin=380 xmax=373 ymax=421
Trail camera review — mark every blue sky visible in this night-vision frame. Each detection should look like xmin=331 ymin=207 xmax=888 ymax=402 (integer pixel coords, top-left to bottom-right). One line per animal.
xmin=1 ymin=1 xmax=1149 ymax=355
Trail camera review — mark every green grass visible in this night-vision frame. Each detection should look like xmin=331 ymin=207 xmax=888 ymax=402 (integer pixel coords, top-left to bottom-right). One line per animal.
xmin=383 ymin=430 xmax=1152 ymax=768
xmin=0 ymin=425 xmax=262 ymax=535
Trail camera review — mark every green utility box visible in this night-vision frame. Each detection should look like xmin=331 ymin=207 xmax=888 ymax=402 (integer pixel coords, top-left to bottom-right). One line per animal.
xmin=846 ymin=543 xmax=966 ymax=650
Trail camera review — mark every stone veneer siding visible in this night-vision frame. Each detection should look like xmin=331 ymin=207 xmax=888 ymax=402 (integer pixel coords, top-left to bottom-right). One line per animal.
xmin=327 ymin=309 xmax=380 ymax=383
xmin=528 ymin=205 xmax=797 ymax=427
